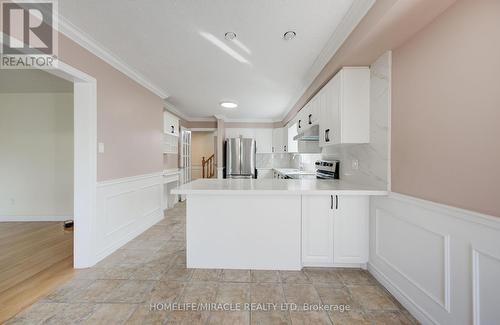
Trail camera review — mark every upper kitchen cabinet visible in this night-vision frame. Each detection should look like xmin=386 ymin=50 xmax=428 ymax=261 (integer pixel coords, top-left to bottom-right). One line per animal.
xmin=164 ymin=111 xmax=179 ymax=136
xmin=272 ymin=127 xmax=288 ymax=153
xmin=225 ymin=128 xmax=273 ymax=153
xmin=319 ymin=67 xmax=370 ymax=147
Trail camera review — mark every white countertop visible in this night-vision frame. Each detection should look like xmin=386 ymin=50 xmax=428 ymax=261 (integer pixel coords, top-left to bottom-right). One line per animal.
xmin=172 ymin=178 xmax=388 ymax=196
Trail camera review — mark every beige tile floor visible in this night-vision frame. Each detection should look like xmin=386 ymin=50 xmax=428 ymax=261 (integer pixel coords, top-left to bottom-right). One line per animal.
xmin=8 ymin=201 xmax=419 ymax=325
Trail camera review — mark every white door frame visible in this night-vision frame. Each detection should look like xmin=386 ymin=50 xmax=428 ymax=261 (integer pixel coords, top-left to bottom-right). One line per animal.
xmin=47 ymin=61 xmax=97 ymax=268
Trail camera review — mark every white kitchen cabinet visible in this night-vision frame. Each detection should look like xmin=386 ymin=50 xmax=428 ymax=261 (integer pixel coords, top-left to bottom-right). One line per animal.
xmin=302 ymin=195 xmax=369 ymax=267
xmin=225 ymin=128 xmax=273 ymax=153
xmin=302 ymin=195 xmax=334 ymax=266
xmin=254 ymin=129 xmax=273 ymax=153
xmin=333 ymin=196 xmax=369 ymax=264
xmin=164 ymin=111 xmax=179 ymax=136
xmin=296 ymin=105 xmax=307 ymax=134
xmin=272 ymin=127 xmax=288 ymax=153
xmin=319 ymin=67 xmax=370 ymax=146
xmin=287 ymin=122 xmax=298 ymax=153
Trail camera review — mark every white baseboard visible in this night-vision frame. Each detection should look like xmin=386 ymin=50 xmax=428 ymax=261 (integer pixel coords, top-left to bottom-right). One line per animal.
xmin=0 ymin=215 xmax=71 ymax=222
xmin=93 ymin=172 xmax=164 ymax=266
xmin=369 ymin=193 xmax=500 ymax=325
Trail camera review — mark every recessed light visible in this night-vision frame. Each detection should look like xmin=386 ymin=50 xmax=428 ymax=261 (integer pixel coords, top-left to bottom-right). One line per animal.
xmin=220 ymin=101 xmax=238 ymax=109
xmin=283 ymin=31 xmax=296 ymax=41
xmin=225 ymin=32 xmax=237 ymax=40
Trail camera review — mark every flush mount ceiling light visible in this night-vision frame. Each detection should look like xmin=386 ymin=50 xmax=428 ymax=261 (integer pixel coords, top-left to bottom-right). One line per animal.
xmin=220 ymin=101 xmax=238 ymax=109
xmin=283 ymin=31 xmax=296 ymax=41
xmin=224 ymin=32 xmax=237 ymax=40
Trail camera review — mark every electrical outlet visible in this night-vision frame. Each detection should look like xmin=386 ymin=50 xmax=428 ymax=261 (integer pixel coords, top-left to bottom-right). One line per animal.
xmin=352 ymin=159 xmax=359 ymax=170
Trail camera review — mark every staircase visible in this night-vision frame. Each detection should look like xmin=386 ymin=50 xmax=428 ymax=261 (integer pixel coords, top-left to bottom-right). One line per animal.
xmin=201 ymin=154 xmax=215 ymax=178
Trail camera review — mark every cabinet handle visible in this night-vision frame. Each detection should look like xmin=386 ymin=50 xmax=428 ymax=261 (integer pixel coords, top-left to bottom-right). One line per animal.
xmin=308 ymin=114 xmax=312 ymax=125
xmin=325 ymin=129 xmax=330 ymax=142
xmin=330 ymin=195 xmax=334 ymax=210
xmin=284 ymin=145 xmax=287 ymax=152
xmin=272 ymin=147 xmax=274 ymax=153
xmin=171 ymin=125 xmax=174 ymax=133
xmin=335 ymin=195 xmax=339 ymax=210
xmin=298 ymin=120 xmax=301 ymax=129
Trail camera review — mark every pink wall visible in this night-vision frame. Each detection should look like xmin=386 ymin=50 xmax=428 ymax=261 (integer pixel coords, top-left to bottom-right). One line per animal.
xmin=58 ymin=34 xmax=164 ymax=181
xmin=392 ymin=0 xmax=500 ymax=217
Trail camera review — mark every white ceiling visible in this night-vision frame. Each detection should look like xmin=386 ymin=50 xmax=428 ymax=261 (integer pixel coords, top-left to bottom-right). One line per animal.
xmin=58 ymin=0 xmax=371 ymax=121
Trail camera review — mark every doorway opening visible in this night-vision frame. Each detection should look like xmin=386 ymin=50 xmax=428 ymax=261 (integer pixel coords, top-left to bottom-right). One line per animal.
xmin=191 ymin=129 xmax=217 ymax=179
xmin=0 ymin=69 xmax=74 ymax=321
xmin=0 ymin=60 xmax=97 ymax=322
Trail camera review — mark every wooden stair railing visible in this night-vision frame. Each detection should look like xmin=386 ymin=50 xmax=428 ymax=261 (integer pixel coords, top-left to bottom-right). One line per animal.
xmin=202 ymin=154 xmax=215 ymax=178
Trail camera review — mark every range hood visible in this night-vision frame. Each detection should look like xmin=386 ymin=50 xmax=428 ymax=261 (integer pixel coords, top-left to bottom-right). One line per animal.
xmin=293 ymin=124 xmax=319 ymax=142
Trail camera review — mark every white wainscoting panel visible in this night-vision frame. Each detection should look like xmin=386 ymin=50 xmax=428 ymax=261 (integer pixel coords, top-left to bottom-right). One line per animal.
xmin=369 ymin=193 xmax=500 ymax=325
xmin=95 ymin=172 xmax=163 ymax=263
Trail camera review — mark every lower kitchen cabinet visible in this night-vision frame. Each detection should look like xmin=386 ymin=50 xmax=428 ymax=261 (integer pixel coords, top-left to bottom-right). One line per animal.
xmin=301 ymin=195 xmax=369 ymax=267
xmin=302 ymin=195 xmax=334 ymax=266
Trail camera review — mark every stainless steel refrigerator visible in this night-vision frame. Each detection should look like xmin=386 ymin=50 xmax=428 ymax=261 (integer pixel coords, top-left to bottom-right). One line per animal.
xmin=225 ymin=137 xmax=256 ymax=179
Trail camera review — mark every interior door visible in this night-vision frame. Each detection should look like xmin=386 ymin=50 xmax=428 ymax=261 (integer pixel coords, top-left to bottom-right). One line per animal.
xmin=179 ymin=127 xmax=192 ymax=201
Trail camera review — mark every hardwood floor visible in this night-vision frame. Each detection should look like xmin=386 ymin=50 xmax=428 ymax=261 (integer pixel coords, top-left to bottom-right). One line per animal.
xmin=0 ymin=222 xmax=74 ymax=323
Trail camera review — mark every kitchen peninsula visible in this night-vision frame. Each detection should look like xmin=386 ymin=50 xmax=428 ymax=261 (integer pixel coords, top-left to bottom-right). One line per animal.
xmin=172 ymin=178 xmax=387 ymax=270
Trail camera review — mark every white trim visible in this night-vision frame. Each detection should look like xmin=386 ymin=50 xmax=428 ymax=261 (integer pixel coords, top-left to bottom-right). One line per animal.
xmin=386 ymin=51 xmax=392 ymax=192
xmin=43 ymin=59 xmax=98 ymax=269
xmin=97 ymin=171 xmax=163 ymax=187
xmin=369 ymin=263 xmax=439 ymax=325
xmin=190 ymin=128 xmax=217 ymax=132
xmin=389 ymin=192 xmax=500 ymax=229
xmin=57 ymin=15 xmax=169 ymax=99
xmin=281 ymin=0 xmax=375 ymax=122
xmin=223 ymin=117 xmax=280 ymax=123
xmin=45 ymin=60 xmax=98 ymax=269
xmin=0 ymin=216 xmax=71 ymax=222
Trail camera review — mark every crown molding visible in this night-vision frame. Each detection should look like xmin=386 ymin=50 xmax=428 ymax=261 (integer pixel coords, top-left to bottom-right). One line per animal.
xmin=57 ymin=15 xmax=169 ymax=99
xmin=280 ymin=0 xmax=376 ymax=122
xmin=163 ymin=101 xmax=194 ymax=121
xmin=224 ymin=117 xmax=281 ymax=123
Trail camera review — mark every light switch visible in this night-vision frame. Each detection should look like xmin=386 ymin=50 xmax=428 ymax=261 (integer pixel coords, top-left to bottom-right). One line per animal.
xmin=98 ymin=142 xmax=105 ymax=153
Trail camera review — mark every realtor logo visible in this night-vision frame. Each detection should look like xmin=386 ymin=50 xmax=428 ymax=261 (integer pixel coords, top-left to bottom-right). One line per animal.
xmin=1 ymin=0 xmax=58 ymax=68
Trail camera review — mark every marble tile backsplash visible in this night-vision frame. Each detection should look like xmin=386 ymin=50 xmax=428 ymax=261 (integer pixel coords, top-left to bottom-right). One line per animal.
xmin=322 ymin=51 xmax=391 ymax=188
xmin=256 ymin=153 xmax=294 ymax=169
xmin=256 ymin=153 xmax=322 ymax=170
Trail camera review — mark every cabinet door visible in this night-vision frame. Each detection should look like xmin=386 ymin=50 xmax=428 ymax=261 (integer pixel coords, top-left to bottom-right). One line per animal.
xmin=254 ymin=129 xmax=273 ymax=153
xmin=333 ymin=196 xmax=369 ymax=264
xmin=302 ymin=195 xmax=334 ymax=266
xmin=319 ymin=73 xmax=341 ymax=146
xmin=287 ymin=122 xmax=298 ymax=153
xmin=164 ymin=112 xmax=179 ymax=135
xmin=281 ymin=127 xmax=288 ymax=152
xmin=272 ymin=128 xmax=285 ymax=153
xmin=296 ymin=109 xmax=306 ymax=134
